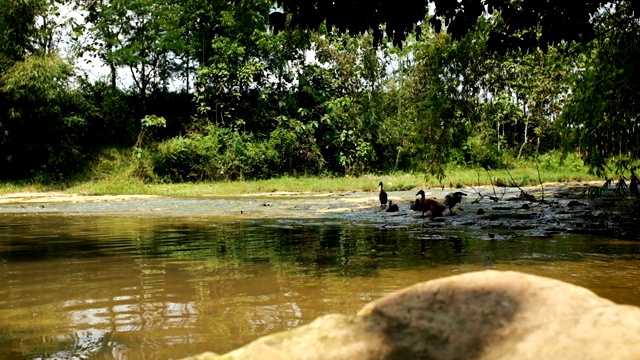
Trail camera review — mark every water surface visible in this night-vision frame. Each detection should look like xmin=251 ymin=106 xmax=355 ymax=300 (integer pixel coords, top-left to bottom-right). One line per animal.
xmin=1 ymin=213 xmax=640 ymax=359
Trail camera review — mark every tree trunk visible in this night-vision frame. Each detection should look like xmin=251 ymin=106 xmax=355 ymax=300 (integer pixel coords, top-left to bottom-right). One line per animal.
xmin=110 ymin=62 xmax=117 ymax=89
xmin=185 ymin=56 xmax=190 ymax=93
xmin=497 ymin=122 xmax=500 ymax=152
xmin=107 ymin=44 xmax=117 ymax=89
xmin=518 ymin=120 xmax=528 ymax=159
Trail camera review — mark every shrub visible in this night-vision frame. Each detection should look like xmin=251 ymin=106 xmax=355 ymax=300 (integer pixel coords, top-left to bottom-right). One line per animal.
xmin=268 ymin=125 xmax=325 ymax=175
xmin=151 ymin=125 xmax=288 ymax=182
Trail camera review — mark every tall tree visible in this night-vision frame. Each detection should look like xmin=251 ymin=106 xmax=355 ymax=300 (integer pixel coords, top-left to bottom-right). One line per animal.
xmin=0 ymin=0 xmax=41 ymax=70
xmin=194 ymin=0 xmax=282 ymax=127
xmin=273 ymin=0 xmax=613 ymax=52
xmin=561 ymin=1 xmax=640 ymax=174
xmin=0 ymin=54 xmax=87 ymax=178
xmin=275 ymin=0 xmax=640 ymax=172
xmin=83 ymin=0 xmax=186 ymax=100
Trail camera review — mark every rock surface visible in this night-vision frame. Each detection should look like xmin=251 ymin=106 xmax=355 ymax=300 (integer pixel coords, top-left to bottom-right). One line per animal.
xmin=183 ymin=270 xmax=640 ymax=360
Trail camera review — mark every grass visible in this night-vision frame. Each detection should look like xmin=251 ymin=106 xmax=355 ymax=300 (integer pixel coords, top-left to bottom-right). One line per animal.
xmin=0 ymin=148 xmax=605 ymax=197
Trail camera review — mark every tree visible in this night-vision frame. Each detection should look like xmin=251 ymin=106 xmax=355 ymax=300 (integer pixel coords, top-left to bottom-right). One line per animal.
xmin=193 ymin=0 xmax=272 ymax=126
xmin=561 ymin=1 xmax=640 ymax=174
xmin=0 ymin=54 xmax=87 ymax=178
xmin=400 ymin=31 xmax=478 ymax=178
xmin=485 ymin=46 xmax=571 ymax=159
xmin=273 ymin=0 xmax=618 ymax=51
xmin=275 ymin=0 xmax=640 ymax=173
xmin=273 ymin=0 xmax=427 ymax=47
xmin=83 ymin=0 xmax=186 ymax=100
xmin=31 ymin=0 xmax=82 ymax=56
xmin=0 ymin=0 xmax=41 ymax=70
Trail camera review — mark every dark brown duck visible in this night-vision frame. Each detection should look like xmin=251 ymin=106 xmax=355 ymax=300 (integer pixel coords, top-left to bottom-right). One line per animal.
xmin=378 ymin=182 xmax=388 ymax=207
xmin=412 ymin=190 xmax=446 ymax=219
xmin=444 ymin=191 xmax=467 ymax=213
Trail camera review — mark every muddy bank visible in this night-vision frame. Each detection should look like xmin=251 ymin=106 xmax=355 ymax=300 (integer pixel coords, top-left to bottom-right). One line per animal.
xmin=0 ymin=182 xmax=638 ymax=239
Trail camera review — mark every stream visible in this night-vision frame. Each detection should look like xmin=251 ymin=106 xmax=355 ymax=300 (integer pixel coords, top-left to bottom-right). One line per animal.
xmin=1 ymin=184 xmax=639 ymax=359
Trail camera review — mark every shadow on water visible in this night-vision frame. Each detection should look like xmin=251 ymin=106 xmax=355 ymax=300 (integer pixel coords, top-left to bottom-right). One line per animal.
xmin=2 ymin=214 xmax=640 ymax=359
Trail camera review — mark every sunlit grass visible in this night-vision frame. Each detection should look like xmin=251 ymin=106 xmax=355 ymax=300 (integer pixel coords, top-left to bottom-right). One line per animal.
xmin=0 ymin=148 xmax=605 ymax=197
xmin=0 ymin=181 xmax=50 ymax=194
xmin=4 ymin=169 xmax=602 ymax=197
xmin=438 ymin=166 xmax=599 ymax=188
xmin=66 ymin=173 xmax=428 ymax=197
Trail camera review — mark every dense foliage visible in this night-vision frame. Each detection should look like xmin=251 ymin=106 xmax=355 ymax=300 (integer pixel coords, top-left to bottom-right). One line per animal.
xmin=0 ymin=0 xmax=638 ymax=182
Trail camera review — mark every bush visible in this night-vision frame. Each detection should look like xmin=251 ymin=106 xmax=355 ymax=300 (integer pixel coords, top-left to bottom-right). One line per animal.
xmin=152 ymin=132 xmax=222 ymax=181
xmin=151 ymin=125 xmax=284 ymax=182
xmin=268 ymin=125 xmax=325 ymax=175
xmin=464 ymin=135 xmax=509 ymax=170
xmin=536 ymin=151 xmax=584 ymax=172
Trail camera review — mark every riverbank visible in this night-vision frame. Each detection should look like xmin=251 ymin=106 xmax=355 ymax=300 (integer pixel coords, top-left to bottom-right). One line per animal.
xmin=0 ymin=180 xmax=599 ymax=208
xmin=0 ymin=150 xmax=603 ymax=198
xmin=1 ymin=181 xmax=637 ymax=242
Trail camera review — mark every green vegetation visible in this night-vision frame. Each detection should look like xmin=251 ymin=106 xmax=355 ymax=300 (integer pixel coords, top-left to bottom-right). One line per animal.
xmin=1 ymin=0 xmax=638 ymax=188
xmin=0 ymin=148 xmax=601 ymax=196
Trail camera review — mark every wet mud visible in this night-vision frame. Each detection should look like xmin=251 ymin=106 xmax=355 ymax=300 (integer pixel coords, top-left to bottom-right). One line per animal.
xmin=1 ymin=182 xmax=639 ymax=240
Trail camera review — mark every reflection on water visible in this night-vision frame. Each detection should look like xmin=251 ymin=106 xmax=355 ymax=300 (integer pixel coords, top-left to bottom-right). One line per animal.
xmin=1 ymin=214 xmax=640 ymax=359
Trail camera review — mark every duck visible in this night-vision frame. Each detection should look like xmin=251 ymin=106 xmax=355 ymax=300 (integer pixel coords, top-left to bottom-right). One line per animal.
xmin=444 ymin=191 xmax=467 ymax=214
xmin=413 ymin=190 xmax=446 ymax=219
xmin=378 ymin=182 xmax=388 ymax=207
xmin=410 ymin=191 xmax=428 ymax=214
xmin=386 ymin=200 xmax=399 ymax=212
xmin=410 ymin=198 xmax=421 ymax=211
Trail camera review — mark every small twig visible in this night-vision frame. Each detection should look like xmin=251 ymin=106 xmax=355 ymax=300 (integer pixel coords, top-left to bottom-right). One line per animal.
xmin=505 ymin=167 xmax=537 ymax=202
xmin=473 ymin=168 xmax=488 ymax=194
xmin=630 ymin=169 xmax=639 ymax=197
xmin=461 ymin=169 xmax=488 ymax=203
xmin=484 ymin=168 xmax=496 ymax=196
xmin=504 ymin=167 xmax=526 ymax=194
xmin=461 ymin=180 xmax=486 ymax=203
xmin=535 ymin=160 xmax=545 ymax=201
xmin=484 ymin=168 xmax=504 ymax=201
xmin=615 ymin=176 xmax=627 ymax=197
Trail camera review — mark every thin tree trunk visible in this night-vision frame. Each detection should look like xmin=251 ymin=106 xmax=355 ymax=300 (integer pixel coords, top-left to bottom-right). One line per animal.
xmin=107 ymin=45 xmax=117 ymax=89
xmin=497 ymin=122 xmax=500 ymax=152
xmin=185 ymin=56 xmax=190 ymax=93
xmin=518 ymin=120 xmax=528 ymax=159
xmin=110 ymin=62 xmax=117 ymax=89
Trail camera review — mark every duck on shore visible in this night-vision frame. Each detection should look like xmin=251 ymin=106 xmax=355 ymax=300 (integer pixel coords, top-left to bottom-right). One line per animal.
xmin=378 ymin=182 xmax=388 ymax=207
xmin=386 ymin=200 xmax=399 ymax=212
xmin=410 ymin=190 xmax=427 ymax=214
xmin=444 ymin=192 xmax=467 ymax=214
xmin=412 ymin=190 xmax=446 ymax=219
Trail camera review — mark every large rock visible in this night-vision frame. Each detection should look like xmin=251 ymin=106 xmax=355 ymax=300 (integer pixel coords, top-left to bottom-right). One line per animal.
xmin=184 ymin=270 xmax=640 ymax=360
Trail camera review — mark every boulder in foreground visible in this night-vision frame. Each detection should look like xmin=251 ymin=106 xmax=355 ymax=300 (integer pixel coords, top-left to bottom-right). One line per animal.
xmin=184 ymin=270 xmax=640 ymax=360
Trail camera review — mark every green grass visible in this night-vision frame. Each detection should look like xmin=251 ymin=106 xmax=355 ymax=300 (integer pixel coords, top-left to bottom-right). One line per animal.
xmin=0 ymin=147 xmax=605 ymax=197
xmin=61 ymin=173 xmax=428 ymax=197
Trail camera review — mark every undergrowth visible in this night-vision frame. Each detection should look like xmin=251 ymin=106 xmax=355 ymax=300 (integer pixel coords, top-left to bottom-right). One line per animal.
xmin=0 ymin=148 xmax=608 ymax=196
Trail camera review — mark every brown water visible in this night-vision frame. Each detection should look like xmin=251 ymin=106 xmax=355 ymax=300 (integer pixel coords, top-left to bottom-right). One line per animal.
xmin=1 ymin=213 xmax=640 ymax=360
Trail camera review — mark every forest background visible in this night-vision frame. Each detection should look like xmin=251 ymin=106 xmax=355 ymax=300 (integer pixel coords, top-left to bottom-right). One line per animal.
xmin=1 ymin=0 xmax=639 ymax=188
